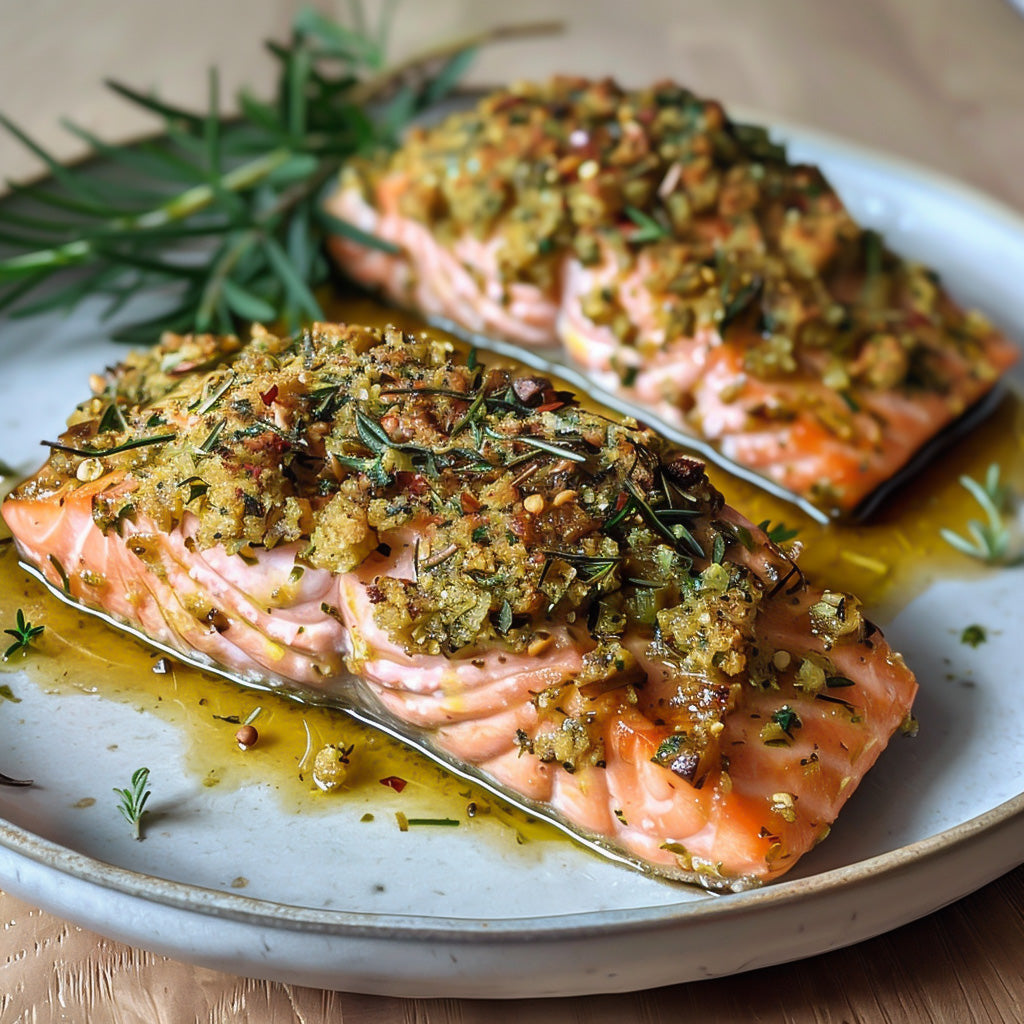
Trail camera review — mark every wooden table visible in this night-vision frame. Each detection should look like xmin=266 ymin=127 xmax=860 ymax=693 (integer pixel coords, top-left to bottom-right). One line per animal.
xmin=1 ymin=1 xmax=1023 ymax=1020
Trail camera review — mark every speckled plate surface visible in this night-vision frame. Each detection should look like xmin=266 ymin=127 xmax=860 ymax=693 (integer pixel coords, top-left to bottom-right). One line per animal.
xmin=0 ymin=121 xmax=1023 ymax=998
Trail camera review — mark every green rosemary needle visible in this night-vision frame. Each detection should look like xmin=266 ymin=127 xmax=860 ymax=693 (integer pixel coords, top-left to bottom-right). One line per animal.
xmin=0 ymin=8 xmax=560 ymax=343
xmin=940 ymin=462 xmax=1022 ymax=566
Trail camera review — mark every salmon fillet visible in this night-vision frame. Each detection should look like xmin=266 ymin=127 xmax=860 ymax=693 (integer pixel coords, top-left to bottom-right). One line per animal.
xmin=325 ymin=77 xmax=1018 ymax=517
xmin=2 ymin=321 xmax=917 ymax=889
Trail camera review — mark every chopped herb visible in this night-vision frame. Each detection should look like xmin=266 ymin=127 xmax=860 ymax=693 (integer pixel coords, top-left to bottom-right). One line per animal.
xmin=960 ymin=624 xmax=987 ymax=648
xmin=197 ymin=419 xmax=226 ymax=454
xmin=825 ymin=676 xmax=855 ymax=688
xmin=113 ymin=766 xmax=152 ymax=841
xmin=719 ymin=276 xmax=763 ymax=336
xmin=712 ymin=532 xmax=726 ymax=564
xmin=771 ymin=705 xmax=801 ymax=736
xmin=732 ymin=524 xmax=755 ymax=551
xmin=471 ymin=525 xmax=489 ymax=544
xmin=496 ymin=599 xmax=514 ymax=635
xmin=0 ymin=684 xmax=23 ymax=703
xmin=405 ymin=817 xmax=460 ymax=827
xmin=97 ymin=401 xmax=129 ymax=434
xmin=758 ymin=520 xmax=800 ymax=545
xmin=178 ymin=476 xmax=209 ymax=503
xmin=624 ymin=205 xmax=670 ymax=243
xmin=42 ymin=432 xmax=175 ymax=458
xmin=195 ymin=372 xmax=236 ymax=414
xmin=838 ymin=390 xmax=861 ymax=413
xmin=3 ymin=609 xmax=44 ymax=661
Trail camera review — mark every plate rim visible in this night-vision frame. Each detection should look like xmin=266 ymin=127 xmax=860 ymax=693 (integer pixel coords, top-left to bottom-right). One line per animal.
xmin=1 ymin=780 xmax=1023 ymax=940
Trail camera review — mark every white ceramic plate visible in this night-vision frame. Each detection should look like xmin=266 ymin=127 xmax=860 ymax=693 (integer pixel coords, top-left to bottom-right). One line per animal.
xmin=1 ymin=120 xmax=1023 ymax=999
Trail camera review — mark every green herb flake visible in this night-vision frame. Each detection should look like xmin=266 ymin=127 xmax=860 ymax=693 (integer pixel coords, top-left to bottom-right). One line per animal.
xmin=3 ymin=609 xmax=44 ymax=661
xmin=825 ymin=676 xmax=855 ymax=688
xmin=758 ymin=520 xmax=800 ymax=545
xmin=771 ymin=705 xmax=801 ymax=736
xmin=0 ymin=683 xmax=23 ymax=703
xmin=960 ymin=624 xmax=987 ymax=648
xmin=496 ymin=599 xmax=514 ymax=635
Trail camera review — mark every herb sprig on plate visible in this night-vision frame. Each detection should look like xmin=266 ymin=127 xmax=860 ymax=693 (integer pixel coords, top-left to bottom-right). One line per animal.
xmin=0 ymin=8 xmax=559 ymax=343
xmin=940 ymin=463 xmax=1022 ymax=566
xmin=113 ymin=766 xmax=152 ymax=841
xmin=2 ymin=608 xmax=44 ymax=661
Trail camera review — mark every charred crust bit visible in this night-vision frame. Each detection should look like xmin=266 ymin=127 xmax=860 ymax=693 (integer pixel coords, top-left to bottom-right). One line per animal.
xmin=204 ymin=608 xmax=230 ymax=633
xmin=365 ymin=582 xmax=386 ymax=604
xmin=663 ymin=455 xmax=706 ymax=490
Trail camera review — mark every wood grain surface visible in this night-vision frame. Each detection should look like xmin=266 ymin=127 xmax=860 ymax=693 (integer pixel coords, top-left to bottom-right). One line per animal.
xmin=1 ymin=1 xmax=1023 ymax=1021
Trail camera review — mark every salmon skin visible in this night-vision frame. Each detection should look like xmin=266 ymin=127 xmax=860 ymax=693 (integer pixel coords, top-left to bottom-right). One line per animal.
xmin=2 ymin=321 xmax=917 ymax=890
xmin=325 ymin=77 xmax=1018 ymax=518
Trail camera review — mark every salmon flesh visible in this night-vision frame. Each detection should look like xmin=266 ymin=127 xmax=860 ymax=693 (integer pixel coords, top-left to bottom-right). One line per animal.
xmin=325 ymin=77 xmax=1018 ymax=517
xmin=2 ymin=322 xmax=918 ymax=890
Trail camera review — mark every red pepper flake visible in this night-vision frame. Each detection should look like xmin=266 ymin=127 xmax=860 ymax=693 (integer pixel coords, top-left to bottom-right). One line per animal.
xmin=259 ymin=384 xmax=279 ymax=406
xmin=535 ymin=401 xmax=565 ymax=413
xmin=379 ymin=775 xmax=408 ymax=793
xmin=460 ymin=491 xmax=482 ymax=514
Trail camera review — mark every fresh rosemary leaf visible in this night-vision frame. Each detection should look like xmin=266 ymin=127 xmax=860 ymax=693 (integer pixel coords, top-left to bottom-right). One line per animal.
xmin=221 ymin=278 xmax=278 ymax=323
xmin=0 ymin=111 xmax=110 ymax=207
xmin=0 ymin=11 xmax=560 ymax=339
xmin=316 ymin=207 xmax=402 ymax=254
xmin=423 ymin=47 xmax=479 ymax=106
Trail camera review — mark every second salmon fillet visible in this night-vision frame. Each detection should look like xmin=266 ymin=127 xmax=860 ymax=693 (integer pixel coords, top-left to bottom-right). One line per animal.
xmin=326 ymin=77 xmax=1017 ymax=517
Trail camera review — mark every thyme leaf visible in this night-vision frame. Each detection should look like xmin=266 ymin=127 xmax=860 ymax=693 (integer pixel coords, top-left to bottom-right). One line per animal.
xmin=758 ymin=519 xmax=800 ymax=545
xmin=113 ymin=766 xmax=152 ymax=841
xmin=2 ymin=609 xmax=44 ymax=661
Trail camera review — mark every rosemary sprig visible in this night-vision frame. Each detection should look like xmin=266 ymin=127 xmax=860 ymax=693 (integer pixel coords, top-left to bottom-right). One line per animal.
xmin=0 ymin=9 xmax=560 ymax=341
xmin=3 ymin=609 xmax=44 ymax=661
xmin=940 ymin=463 xmax=1022 ymax=566
xmin=113 ymin=766 xmax=152 ymax=841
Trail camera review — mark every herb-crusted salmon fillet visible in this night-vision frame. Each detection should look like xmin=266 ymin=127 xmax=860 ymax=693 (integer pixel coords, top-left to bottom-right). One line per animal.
xmin=2 ymin=321 xmax=917 ymax=889
xmin=325 ymin=77 xmax=1018 ymax=517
